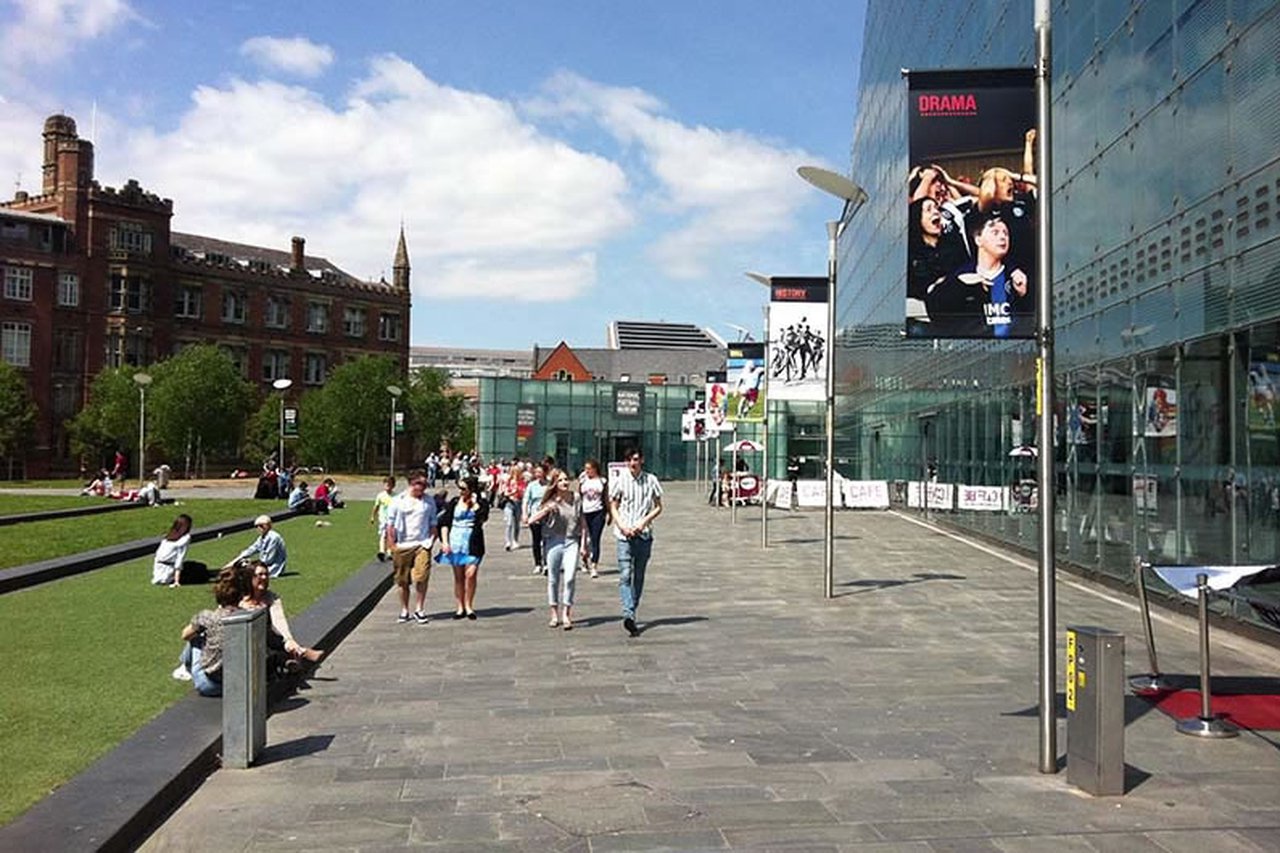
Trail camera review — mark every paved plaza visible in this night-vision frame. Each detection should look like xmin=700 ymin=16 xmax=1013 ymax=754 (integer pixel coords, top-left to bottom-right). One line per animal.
xmin=141 ymin=483 xmax=1280 ymax=852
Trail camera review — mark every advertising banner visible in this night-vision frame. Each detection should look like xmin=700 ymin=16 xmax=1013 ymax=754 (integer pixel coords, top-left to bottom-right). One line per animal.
xmin=1248 ymin=359 xmax=1280 ymax=433
xmin=1142 ymin=380 xmax=1178 ymax=438
xmin=1134 ymin=474 xmax=1158 ymax=514
xmin=282 ymin=407 xmax=299 ymax=437
xmin=614 ymin=385 xmax=643 ymax=420
xmin=767 ymin=277 xmax=828 ymax=402
xmin=680 ymin=408 xmax=696 ymax=442
xmin=704 ymin=370 xmax=727 ymax=438
xmin=726 ymin=343 xmax=766 ymax=423
xmin=957 ymin=484 xmax=1008 ymax=512
xmin=907 ymin=481 xmax=955 ymax=510
xmin=905 ymin=68 xmax=1037 ymax=340
xmin=515 ymin=406 xmax=536 ymax=452
xmin=842 ymin=479 xmax=890 ymax=509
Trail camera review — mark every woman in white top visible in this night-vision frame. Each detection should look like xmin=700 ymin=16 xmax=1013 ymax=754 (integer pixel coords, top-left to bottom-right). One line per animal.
xmin=578 ymin=459 xmax=606 ymax=579
xmin=152 ymin=514 xmax=193 ymax=586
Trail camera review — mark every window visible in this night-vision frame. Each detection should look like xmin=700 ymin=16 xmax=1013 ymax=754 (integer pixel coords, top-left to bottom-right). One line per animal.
xmin=343 ymin=306 xmax=366 ymax=338
xmin=109 ymin=221 xmax=153 ymax=255
xmin=1 ymin=321 xmax=31 ymax=367
xmin=306 ymin=301 xmax=328 ymax=333
xmin=378 ymin=311 xmax=402 ymax=342
xmin=109 ymin=272 xmax=150 ymax=313
xmin=52 ymin=328 xmax=81 ymax=371
xmin=304 ymin=352 xmax=327 ymax=385
xmin=222 ymin=289 xmax=247 ymax=324
xmin=174 ymin=284 xmax=202 ymax=319
xmin=3 ymin=266 xmax=33 ymax=301
xmin=265 ymin=294 xmax=290 ymax=329
xmin=262 ymin=349 xmax=289 ymax=382
xmin=57 ymin=272 xmax=79 ymax=307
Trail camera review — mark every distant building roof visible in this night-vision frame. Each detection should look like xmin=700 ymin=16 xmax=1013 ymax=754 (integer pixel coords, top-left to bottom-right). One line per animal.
xmin=0 ymin=208 xmax=68 ymax=225
xmin=170 ymin=231 xmax=384 ymax=290
xmin=410 ymin=345 xmax=534 ymax=379
xmin=608 ymin=321 xmax=725 ymax=350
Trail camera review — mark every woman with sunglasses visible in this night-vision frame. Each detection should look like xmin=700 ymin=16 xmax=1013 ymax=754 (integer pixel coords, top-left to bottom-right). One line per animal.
xmin=238 ymin=560 xmax=324 ymax=665
xmin=435 ymin=476 xmax=490 ymax=619
xmin=528 ymin=469 xmax=584 ymax=629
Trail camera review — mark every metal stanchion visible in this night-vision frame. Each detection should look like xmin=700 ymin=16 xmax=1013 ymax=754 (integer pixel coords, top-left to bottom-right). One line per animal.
xmin=1128 ymin=557 xmax=1172 ymax=694
xmin=1175 ymin=573 xmax=1238 ymax=739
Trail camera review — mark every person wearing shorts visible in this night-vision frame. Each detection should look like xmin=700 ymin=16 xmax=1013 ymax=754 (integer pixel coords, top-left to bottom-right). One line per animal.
xmin=386 ymin=473 xmax=438 ymax=624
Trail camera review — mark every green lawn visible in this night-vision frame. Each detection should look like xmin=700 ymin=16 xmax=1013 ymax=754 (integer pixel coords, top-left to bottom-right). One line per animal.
xmin=0 ymin=499 xmax=279 ymax=570
xmin=0 ymin=494 xmax=90 ymax=516
xmin=0 ymin=502 xmax=379 ymax=826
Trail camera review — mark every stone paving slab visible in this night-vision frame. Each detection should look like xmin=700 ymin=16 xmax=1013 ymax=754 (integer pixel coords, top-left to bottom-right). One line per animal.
xmin=142 ymin=484 xmax=1280 ymax=851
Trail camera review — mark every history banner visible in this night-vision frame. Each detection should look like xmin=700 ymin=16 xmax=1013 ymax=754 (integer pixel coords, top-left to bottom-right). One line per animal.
xmin=905 ymin=68 xmax=1037 ymax=340
xmin=767 ymin=277 xmax=828 ymax=402
xmin=725 ymin=343 xmax=766 ymax=423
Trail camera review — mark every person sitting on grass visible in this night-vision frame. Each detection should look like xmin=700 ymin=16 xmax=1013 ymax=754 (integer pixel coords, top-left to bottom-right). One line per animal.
xmin=314 ymin=477 xmax=345 ymax=510
xmin=234 ymin=515 xmax=289 ymax=578
xmin=173 ymin=567 xmax=242 ymax=696
xmin=288 ymin=480 xmax=325 ymax=515
xmin=237 ymin=560 xmax=324 ymax=669
xmin=152 ymin=513 xmax=193 ymax=586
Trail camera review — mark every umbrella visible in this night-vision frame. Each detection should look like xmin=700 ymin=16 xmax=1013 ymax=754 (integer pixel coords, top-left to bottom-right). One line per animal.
xmin=1008 ymin=445 xmax=1039 ymax=458
xmin=723 ymin=439 xmax=764 ymax=453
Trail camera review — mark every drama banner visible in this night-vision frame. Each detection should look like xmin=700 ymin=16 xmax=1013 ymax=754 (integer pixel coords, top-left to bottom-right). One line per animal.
xmin=905 ymin=68 xmax=1037 ymax=339
xmin=726 ymin=343 xmax=766 ymax=423
xmin=767 ymin=277 xmax=828 ymax=402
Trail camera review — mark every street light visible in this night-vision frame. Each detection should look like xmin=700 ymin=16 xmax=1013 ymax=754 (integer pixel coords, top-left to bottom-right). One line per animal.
xmin=271 ymin=378 xmax=293 ymax=472
xmin=796 ymin=165 xmax=868 ymax=600
xmin=133 ymin=372 xmax=152 ymax=489
xmin=746 ymin=271 xmax=772 ymax=550
xmin=387 ymin=384 xmax=404 ymax=478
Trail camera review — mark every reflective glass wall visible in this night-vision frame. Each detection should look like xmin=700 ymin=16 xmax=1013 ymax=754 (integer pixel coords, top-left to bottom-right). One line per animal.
xmin=843 ymin=0 xmax=1280 ymax=632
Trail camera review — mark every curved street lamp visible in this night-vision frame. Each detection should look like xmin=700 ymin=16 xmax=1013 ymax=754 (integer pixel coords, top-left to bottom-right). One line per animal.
xmin=272 ymin=378 xmax=293 ymax=471
xmin=133 ymin=372 xmax=152 ymax=488
xmin=796 ymin=165 xmax=868 ymax=600
xmin=387 ymin=384 xmax=404 ymax=478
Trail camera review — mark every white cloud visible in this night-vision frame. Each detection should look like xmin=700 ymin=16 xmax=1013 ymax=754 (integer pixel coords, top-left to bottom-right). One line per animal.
xmin=0 ymin=0 xmax=140 ymax=68
xmin=105 ymin=55 xmax=632 ymax=304
xmin=240 ymin=35 xmax=334 ymax=79
xmin=527 ymin=71 xmax=826 ymax=279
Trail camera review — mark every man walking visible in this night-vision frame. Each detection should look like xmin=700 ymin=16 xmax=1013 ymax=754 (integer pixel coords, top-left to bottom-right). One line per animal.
xmin=609 ymin=448 xmax=663 ymax=637
xmin=386 ymin=472 xmax=438 ymax=624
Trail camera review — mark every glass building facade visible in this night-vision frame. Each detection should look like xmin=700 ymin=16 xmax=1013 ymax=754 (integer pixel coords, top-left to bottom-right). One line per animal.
xmin=840 ymin=0 xmax=1280 ymax=632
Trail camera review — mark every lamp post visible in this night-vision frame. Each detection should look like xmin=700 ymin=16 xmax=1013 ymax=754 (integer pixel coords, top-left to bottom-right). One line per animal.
xmin=796 ymin=166 xmax=868 ymax=600
xmin=271 ymin=378 xmax=293 ymax=472
xmin=133 ymin=372 xmax=152 ymax=488
xmin=746 ymin=271 xmax=773 ymax=549
xmin=387 ymin=384 xmax=404 ymax=478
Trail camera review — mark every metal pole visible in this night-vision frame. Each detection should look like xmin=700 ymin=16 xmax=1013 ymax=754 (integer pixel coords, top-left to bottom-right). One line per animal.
xmin=1128 ymin=558 xmax=1168 ymax=692
xmin=762 ymin=399 xmax=769 ymax=548
xmin=1035 ymin=0 xmax=1058 ymax=774
xmin=732 ymin=442 xmax=738 ymax=525
xmin=824 ymin=220 xmax=837 ymax=600
xmin=1176 ymin=574 xmax=1238 ymax=737
xmin=277 ymin=395 xmax=285 ymax=473
xmin=138 ymin=386 xmax=146 ymax=490
xmin=389 ymin=395 xmax=397 ymax=479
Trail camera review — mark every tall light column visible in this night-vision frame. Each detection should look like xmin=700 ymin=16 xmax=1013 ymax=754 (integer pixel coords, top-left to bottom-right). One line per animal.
xmin=133 ymin=372 xmax=152 ymax=488
xmin=271 ymin=378 xmax=293 ymax=471
xmin=796 ymin=167 xmax=868 ymax=600
xmin=387 ymin=384 xmax=404 ymax=478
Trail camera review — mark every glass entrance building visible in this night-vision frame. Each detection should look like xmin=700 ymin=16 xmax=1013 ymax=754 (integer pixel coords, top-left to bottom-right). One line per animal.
xmin=840 ymin=1 xmax=1280 ymax=632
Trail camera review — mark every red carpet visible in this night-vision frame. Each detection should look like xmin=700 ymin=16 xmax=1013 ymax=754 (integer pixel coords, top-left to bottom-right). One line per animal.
xmin=1140 ymin=689 xmax=1280 ymax=730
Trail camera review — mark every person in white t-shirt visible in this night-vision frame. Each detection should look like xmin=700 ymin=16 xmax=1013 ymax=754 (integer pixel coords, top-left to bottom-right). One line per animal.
xmin=385 ymin=472 xmax=438 ymax=624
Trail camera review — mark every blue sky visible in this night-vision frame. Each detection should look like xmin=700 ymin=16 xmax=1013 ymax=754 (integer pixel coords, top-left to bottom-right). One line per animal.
xmin=0 ymin=0 xmax=866 ymax=350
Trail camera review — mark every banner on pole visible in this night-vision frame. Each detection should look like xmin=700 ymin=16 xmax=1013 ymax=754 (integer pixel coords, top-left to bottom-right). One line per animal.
xmin=282 ymin=407 xmax=299 ymax=437
xmin=704 ymin=370 xmax=727 ymax=438
xmin=767 ymin=277 xmax=828 ymax=402
xmin=726 ymin=343 xmax=766 ymax=423
xmin=905 ymin=68 xmax=1037 ymax=340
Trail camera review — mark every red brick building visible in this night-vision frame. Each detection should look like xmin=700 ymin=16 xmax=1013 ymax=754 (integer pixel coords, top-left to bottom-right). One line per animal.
xmin=0 ymin=114 xmax=411 ymax=477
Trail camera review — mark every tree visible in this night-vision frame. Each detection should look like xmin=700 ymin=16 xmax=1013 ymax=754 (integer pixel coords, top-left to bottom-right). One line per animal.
xmin=242 ymin=394 xmax=284 ymax=468
xmin=296 ymin=355 xmax=402 ymax=471
xmin=403 ymin=367 xmax=468 ymax=461
xmin=67 ymin=367 xmax=144 ymax=470
xmin=148 ymin=345 xmax=256 ymax=476
xmin=0 ymin=363 xmax=37 ymax=477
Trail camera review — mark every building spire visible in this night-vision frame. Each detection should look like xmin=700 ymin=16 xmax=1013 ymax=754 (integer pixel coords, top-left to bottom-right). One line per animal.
xmin=392 ymin=224 xmax=410 ymax=291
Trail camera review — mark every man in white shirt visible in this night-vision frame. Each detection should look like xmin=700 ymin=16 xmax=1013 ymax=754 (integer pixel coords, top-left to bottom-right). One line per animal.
xmin=608 ymin=448 xmax=663 ymax=637
xmin=385 ymin=473 xmax=438 ymax=624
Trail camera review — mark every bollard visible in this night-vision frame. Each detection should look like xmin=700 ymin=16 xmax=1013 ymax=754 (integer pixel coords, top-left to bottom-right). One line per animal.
xmin=1065 ymin=625 xmax=1125 ymax=796
xmin=221 ymin=607 xmax=268 ymax=768
xmin=1175 ymin=573 xmax=1239 ymax=739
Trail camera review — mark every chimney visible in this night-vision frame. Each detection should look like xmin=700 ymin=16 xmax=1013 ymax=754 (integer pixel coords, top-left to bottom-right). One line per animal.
xmin=291 ymin=236 xmax=305 ymax=273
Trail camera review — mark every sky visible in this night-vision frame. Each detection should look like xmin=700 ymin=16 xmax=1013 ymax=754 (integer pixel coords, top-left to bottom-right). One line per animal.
xmin=0 ymin=0 xmax=866 ymax=351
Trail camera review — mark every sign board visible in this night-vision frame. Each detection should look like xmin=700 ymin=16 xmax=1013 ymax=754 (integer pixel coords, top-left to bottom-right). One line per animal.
xmin=516 ymin=406 xmax=536 ymax=452
xmin=393 ymin=411 xmax=405 ymax=435
xmin=907 ymin=481 xmax=955 ymax=510
xmin=614 ymin=385 xmax=643 ymax=420
xmin=282 ymin=407 xmax=299 ymax=437
xmin=957 ymin=484 xmax=1008 ymax=512
xmin=726 ymin=343 xmax=766 ymax=423
xmin=768 ymin=277 xmax=828 ymax=402
xmin=842 ymin=479 xmax=890 ymax=509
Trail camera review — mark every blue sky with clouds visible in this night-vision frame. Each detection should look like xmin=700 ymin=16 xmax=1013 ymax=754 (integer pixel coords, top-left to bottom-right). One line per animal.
xmin=0 ymin=0 xmax=866 ymax=350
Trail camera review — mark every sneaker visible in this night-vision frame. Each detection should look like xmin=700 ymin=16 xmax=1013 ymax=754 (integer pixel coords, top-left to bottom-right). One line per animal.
xmin=377 ymin=551 xmax=386 ymax=562
xmin=414 ymin=610 xmax=430 ymax=624
xmin=531 ymin=566 xmax=542 ymax=575
xmin=171 ymin=665 xmax=192 ymax=682
xmin=397 ymin=612 xmax=412 ymax=624
xmin=623 ymin=617 xmax=639 ymax=637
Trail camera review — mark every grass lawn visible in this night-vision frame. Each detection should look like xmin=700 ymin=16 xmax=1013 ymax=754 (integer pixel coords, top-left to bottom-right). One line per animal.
xmin=0 ymin=494 xmax=92 ymax=516
xmin=0 ymin=499 xmax=279 ymax=570
xmin=0 ymin=501 xmax=380 ymax=826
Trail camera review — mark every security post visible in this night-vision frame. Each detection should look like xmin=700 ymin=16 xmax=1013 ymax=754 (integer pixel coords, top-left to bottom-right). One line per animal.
xmin=221 ymin=606 xmax=268 ymax=768
xmin=1065 ymin=625 xmax=1125 ymax=796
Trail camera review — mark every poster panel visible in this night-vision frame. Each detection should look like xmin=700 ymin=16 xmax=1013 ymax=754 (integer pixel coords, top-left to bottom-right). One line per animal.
xmin=680 ymin=409 xmax=696 ymax=442
xmin=957 ymin=484 xmax=1008 ymax=512
xmin=843 ymin=479 xmax=890 ymax=509
xmin=1248 ymin=359 xmax=1280 ymax=433
xmin=515 ymin=406 xmax=536 ymax=453
xmin=1142 ymin=381 xmax=1178 ymax=438
xmin=614 ymin=385 xmax=644 ymax=420
xmin=767 ymin=277 xmax=828 ymax=402
xmin=704 ymin=370 xmax=727 ymax=438
xmin=725 ymin=343 xmax=766 ymax=423
xmin=905 ymin=68 xmax=1037 ymax=340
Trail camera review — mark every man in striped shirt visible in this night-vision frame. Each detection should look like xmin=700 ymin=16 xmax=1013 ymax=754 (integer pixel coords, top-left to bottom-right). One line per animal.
xmin=609 ymin=448 xmax=663 ymax=637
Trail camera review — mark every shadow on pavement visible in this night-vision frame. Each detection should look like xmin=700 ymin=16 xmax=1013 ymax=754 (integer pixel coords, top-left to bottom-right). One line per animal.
xmin=470 ymin=606 xmax=535 ymax=619
xmin=254 ymin=734 xmax=335 ymax=767
xmin=637 ymin=615 xmax=708 ymax=634
xmin=835 ymin=572 xmax=966 ymax=597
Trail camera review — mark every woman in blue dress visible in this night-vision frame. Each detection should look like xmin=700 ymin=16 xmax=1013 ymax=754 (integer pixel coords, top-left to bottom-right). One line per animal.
xmin=436 ymin=476 xmax=489 ymax=619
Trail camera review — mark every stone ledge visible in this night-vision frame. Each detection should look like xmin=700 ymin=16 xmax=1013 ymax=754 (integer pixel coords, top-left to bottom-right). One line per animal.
xmin=0 ymin=557 xmax=392 ymax=853
xmin=0 ymin=500 xmax=153 ymax=527
xmin=0 ymin=509 xmax=299 ymax=595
